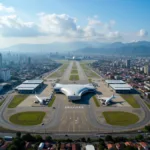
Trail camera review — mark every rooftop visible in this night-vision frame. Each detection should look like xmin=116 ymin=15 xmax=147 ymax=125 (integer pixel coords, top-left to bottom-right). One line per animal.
xmin=16 ymin=84 xmax=39 ymax=90
xmin=54 ymin=84 xmax=95 ymax=98
xmin=105 ymin=80 xmax=125 ymax=84
xmin=23 ymin=80 xmax=43 ymax=84
xmin=109 ymin=83 xmax=132 ymax=90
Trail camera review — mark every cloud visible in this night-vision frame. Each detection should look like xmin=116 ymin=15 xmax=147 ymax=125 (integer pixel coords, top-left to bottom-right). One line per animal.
xmin=138 ymin=29 xmax=148 ymax=37
xmin=87 ymin=18 xmax=103 ymax=26
xmin=39 ymin=13 xmax=77 ymax=35
xmin=0 ymin=3 xmax=15 ymax=13
xmin=0 ymin=15 xmax=41 ymax=37
xmin=107 ymin=31 xmax=121 ymax=39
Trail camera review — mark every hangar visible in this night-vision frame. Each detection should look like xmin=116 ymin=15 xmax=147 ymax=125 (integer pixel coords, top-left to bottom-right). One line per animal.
xmin=109 ymin=83 xmax=133 ymax=93
xmin=15 ymin=80 xmax=43 ymax=94
xmin=105 ymin=80 xmax=133 ymax=93
xmin=105 ymin=80 xmax=125 ymax=86
xmin=54 ymin=84 xmax=95 ymax=100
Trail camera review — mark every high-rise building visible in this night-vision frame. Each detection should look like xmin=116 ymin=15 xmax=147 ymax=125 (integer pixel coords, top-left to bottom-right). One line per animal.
xmin=126 ymin=59 xmax=131 ymax=68
xmin=144 ymin=65 xmax=150 ymax=75
xmin=28 ymin=57 xmax=31 ymax=65
xmin=0 ymin=53 xmax=2 ymax=68
xmin=0 ymin=69 xmax=11 ymax=81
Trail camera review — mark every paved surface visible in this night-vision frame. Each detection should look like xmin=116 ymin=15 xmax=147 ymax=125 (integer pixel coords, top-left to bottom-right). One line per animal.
xmin=93 ymin=78 xmax=130 ymax=107
xmin=60 ymin=61 xmax=73 ymax=83
xmin=0 ymin=60 xmax=150 ymax=134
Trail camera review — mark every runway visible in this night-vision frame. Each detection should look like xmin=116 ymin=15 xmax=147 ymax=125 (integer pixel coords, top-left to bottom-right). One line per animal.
xmin=0 ymin=60 xmax=150 ymax=134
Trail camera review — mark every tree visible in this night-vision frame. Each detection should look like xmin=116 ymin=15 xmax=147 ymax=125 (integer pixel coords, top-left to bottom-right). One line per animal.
xmin=114 ymin=136 xmax=127 ymax=142
xmin=45 ymin=136 xmax=52 ymax=142
xmin=81 ymin=137 xmax=86 ymax=142
xmin=8 ymin=145 xmax=18 ymax=150
xmin=105 ymin=135 xmax=113 ymax=142
xmin=135 ymin=135 xmax=144 ymax=141
xmin=22 ymin=133 xmax=35 ymax=142
xmin=98 ymin=144 xmax=105 ymax=150
xmin=87 ymin=138 xmax=91 ymax=143
xmin=16 ymin=131 xmax=21 ymax=138
xmin=35 ymin=135 xmax=43 ymax=142
xmin=125 ymin=146 xmax=138 ymax=150
xmin=145 ymin=125 xmax=150 ymax=132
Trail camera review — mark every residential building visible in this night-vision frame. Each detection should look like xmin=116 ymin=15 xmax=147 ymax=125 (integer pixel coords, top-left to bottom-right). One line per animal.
xmin=0 ymin=69 xmax=11 ymax=81
xmin=126 ymin=59 xmax=131 ymax=68
xmin=144 ymin=65 xmax=150 ymax=75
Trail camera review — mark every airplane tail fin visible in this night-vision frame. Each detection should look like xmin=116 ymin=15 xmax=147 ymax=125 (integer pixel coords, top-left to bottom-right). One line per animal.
xmin=112 ymin=94 xmax=115 ymax=98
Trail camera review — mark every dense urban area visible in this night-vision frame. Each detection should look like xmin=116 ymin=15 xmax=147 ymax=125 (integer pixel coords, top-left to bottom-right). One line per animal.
xmin=0 ymin=52 xmax=150 ymax=150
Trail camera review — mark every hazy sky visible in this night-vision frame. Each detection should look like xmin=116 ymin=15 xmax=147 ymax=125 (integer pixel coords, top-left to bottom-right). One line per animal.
xmin=0 ymin=0 xmax=149 ymax=48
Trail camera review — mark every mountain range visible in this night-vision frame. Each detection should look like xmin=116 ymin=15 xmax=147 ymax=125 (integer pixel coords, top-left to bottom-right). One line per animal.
xmin=76 ymin=41 xmax=150 ymax=56
xmin=0 ymin=41 xmax=150 ymax=56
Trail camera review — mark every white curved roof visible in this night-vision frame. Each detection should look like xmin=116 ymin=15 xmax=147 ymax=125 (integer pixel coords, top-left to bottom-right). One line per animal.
xmin=54 ymin=83 xmax=95 ymax=97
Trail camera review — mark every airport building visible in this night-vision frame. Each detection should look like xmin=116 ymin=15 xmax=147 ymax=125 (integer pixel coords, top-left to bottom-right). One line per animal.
xmin=109 ymin=83 xmax=133 ymax=93
xmin=15 ymin=80 xmax=43 ymax=94
xmin=54 ymin=83 xmax=95 ymax=100
xmin=105 ymin=80 xmax=133 ymax=93
xmin=105 ymin=80 xmax=126 ymax=86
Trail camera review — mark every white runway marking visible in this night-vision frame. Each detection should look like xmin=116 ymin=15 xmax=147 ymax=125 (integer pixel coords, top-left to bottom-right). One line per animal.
xmin=65 ymin=106 xmax=84 ymax=109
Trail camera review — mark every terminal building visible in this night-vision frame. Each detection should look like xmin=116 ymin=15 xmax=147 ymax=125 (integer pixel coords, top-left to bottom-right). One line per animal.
xmin=15 ymin=80 xmax=43 ymax=94
xmin=105 ymin=80 xmax=133 ymax=93
xmin=54 ymin=83 xmax=95 ymax=101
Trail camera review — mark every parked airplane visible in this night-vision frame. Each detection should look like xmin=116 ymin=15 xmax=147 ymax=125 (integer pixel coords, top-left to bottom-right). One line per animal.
xmin=98 ymin=94 xmax=115 ymax=105
xmin=35 ymin=95 xmax=44 ymax=105
xmin=34 ymin=93 xmax=53 ymax=105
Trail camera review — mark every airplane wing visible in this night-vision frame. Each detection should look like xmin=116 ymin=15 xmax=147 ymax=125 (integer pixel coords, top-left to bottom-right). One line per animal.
xmin=99 ymin=97 xmax=109 ymax=100
xmin=35 ymin=95 xmax=43 ymax=104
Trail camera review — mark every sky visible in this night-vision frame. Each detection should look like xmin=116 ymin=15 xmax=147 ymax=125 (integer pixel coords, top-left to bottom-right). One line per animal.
xmin=0 ymin=0 xmax=149 ymax=48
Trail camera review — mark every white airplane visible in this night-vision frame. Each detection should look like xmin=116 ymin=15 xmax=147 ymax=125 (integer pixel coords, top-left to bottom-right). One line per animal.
xmin=35 ymin=95 xmax=44 ymax=105
xmin=98 ymin=94 xmax=115 ymax=105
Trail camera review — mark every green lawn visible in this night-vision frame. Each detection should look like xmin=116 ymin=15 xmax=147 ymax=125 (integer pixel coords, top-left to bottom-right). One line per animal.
xmin=48 ymin=63 xmax=69 ymax=78
xmin=103 ymin=111 xmax=139 ymax=126
xmin=72 ymin=66 xmax=77 ymax=70
xmin=93 ymin=96 xmax=100 ymax=107
xmin=145 ymin=102 xmax=150 ymax=109
xmin=80 ymin=63 xmax=99 ymax=78
xmin=9 ymin=111 xmax=45 ymax=126
xmin=48 ymin=95 xmax=56 ymax=107
xmin=80 ymin=63 xmax=88 ymax=70
xmin=69 ymin=75 xmax=79 ymax=80
xmin=71 ymin=69 xmax=78 ymax=74
xmin=8 ymin=95 xmax=28 ymax=108
xmin=88 ymin=78 xmax=92 ymax=83
xmin=0 ymin=100 xmax=4 ymax=106
xmin=120 ymin=94 xmax=140 ymax=108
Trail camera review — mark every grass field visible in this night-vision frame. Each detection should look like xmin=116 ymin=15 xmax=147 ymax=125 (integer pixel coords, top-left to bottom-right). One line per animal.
xmin=9 ymin=111 xmax=45 ymax=126
xmin=80 ymin=63 xmax=99 ymax=78
xmin=71 ymin=69 xmax=78 ymax=74
xmin=72 ymin=66 xmax=77 ymax=69
xmin=80 ymin=63 xmax=88 ymax=70
xmin=0 ymin=126 xmax=16 ymax=132
xmin=88 ymin=78 xmax=92 ymax=83
xmin=93 ymin=96 xmax=100 ymax=107
xmin=103 ymin=111 xmax=139 ymax=126
xmin=145 ymin=102 xmax=150 ymax=109
xmin=48 ymin=63 xmax=69 ymax=78
xmin=8 ymin=95 xmax=28 ymax=108
xmin=0 ymin=100 xmax=4 ymax=106
xmin=69 ymin=75 xmax=79 ymax=80
xmin=120 ymin=94 xmax=140 ymax=108
xmin=48 ymin=95 xmax=56 ymax=107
